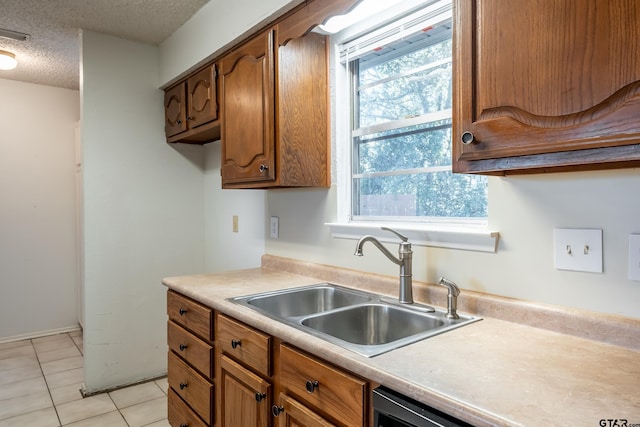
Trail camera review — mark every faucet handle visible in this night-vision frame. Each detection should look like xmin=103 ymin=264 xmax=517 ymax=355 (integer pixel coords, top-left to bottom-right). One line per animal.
xmin=381 ymin=227 xmax=408 ymax=242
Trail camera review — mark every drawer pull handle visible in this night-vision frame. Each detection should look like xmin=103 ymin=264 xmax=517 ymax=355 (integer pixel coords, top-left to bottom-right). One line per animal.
xmin=179 ymin=382 xmax=188 ymax=390
xmin=255 ymin=392 xmax=266 ymax=402
xmin=305 ymin=380 xmax=319 ymax=393
xmin=179 ymin=308 xmax=188 ymax=315
xmin=179 ymin=344 xmax=188 ymax=351
xmin=272 ymin=405 xmax=284 ymax=417
xmin=461 ymin=131 xmax=475 ymax=145
xmin=231 ymin=339 xmax=241 ymax=349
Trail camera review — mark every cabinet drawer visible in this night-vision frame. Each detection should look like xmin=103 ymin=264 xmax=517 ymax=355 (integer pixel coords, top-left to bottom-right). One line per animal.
xmin=167 ymin=290 xmax=213 ymax=342
xmin=168 ymin=321 xmax=214 ymax=379
xmin=168 ymin=351 xmax=214 ymax=425
xmin=168 ymin=387 xmax=208 ymax=427
xmin=217 ymin=314 xmax=272 ymax=376
xmin=280 ymin=344 xmax=367 ymax=427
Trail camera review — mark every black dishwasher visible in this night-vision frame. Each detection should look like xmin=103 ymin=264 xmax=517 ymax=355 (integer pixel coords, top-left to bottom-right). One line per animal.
xmin=373 ymin=386 xmax=473 ymax=427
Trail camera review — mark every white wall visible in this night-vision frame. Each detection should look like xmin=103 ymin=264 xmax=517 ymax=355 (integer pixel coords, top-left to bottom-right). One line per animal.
xmin=265 ymin=170 xmax=640 ymax=319
xmin=203 ymin=143 xmax=265 ymax=272
xmin=0 ymin=79 xmax=80 ymax=341
xmin=81 ymin=31 xmax=206 ymax=393
xmin=160 ymin=0 xmax=302 ymax=85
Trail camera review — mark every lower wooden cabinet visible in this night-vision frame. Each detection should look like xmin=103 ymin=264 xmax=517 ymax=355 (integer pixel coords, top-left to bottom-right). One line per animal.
xmin=167 ymin=291 xmax=214 ymax=427
xmin=167 ymin=290 xmax=370 ymax=427
xmin=279 ymin=344 xmax=367 ymax=426
xmin=273 ymin=393 xmax=336 ymax=427
xmin=219 ymin=355 xmax=271 ymax=427
xmin=168 ymin=388 xmax=208 ymax=427
xmin=168 ymin=351 xmax=214 ymax=425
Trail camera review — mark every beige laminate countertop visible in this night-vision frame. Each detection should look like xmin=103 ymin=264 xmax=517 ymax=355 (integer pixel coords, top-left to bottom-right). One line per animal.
xmin=163 ymin=267 xmax=640 ymax=427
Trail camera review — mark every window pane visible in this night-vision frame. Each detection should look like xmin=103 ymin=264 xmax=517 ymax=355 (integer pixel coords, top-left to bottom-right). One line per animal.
xmin=357 ymin=39 xmax=452 ymax=128
xmin=353 ymin=172 xmax=488 ymax=218
xmin=355 ymin=121 xmax=452 ymax=174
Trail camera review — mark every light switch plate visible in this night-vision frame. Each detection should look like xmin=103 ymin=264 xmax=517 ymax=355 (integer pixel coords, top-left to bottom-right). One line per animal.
xmin=629 ymin=234 xmax=640 ymax=281
xmin=554 ymin=228 xmax=603 ymax=273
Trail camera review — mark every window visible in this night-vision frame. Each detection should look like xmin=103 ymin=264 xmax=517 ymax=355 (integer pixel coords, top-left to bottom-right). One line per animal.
xmin=338 ymin=0 xmax=487 ymax=224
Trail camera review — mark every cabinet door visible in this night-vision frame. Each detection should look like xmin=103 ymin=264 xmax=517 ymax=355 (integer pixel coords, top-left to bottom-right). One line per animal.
xmin=274 ymin=393 xmax=336 ymax=427
xmin=220 ymin=29 xmax=275 ymax=185
xmin=164 ymin=82 xmax=187 ymax=137
xmin=219 ymin=355 xmax=271 ymax=427
xmin=187 ymin=64 xmax=217 ymax=129
xmin=453 ymin=0 xmax=640 ymax=174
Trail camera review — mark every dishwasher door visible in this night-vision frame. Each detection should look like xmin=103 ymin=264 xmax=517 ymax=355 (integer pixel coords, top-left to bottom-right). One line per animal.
xmin=373 ymin=386 xmax=473 ymax=427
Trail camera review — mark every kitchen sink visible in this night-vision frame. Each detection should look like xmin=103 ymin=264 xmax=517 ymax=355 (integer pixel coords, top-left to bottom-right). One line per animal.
xmin=241 ymin=284 xmax=372 ymax=317
xmin=301 ymin=303 xmax=445 ymax=346
xmin=230 ymin=283 xmax=480 ymax=357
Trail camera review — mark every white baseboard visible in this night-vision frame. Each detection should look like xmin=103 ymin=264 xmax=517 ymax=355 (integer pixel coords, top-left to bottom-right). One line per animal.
xmin=0 ymin=325 xmax=82 ymax=344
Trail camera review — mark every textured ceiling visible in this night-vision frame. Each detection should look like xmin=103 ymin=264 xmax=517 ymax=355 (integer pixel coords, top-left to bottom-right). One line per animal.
xmin=0 ymin=0 xmax=209 ymax=90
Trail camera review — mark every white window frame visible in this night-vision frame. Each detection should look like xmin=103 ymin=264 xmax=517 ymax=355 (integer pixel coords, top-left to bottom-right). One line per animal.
xmin=324 ymin=0 xmax=499 ymax=252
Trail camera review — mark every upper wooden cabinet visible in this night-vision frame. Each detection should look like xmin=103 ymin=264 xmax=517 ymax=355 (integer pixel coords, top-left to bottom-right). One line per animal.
xmin=219 ymin=0 xmax=359 ymax=188
xmin=453 ymin=0 xmax=640 ymax=174
xmin=219 ymin=29 xmax=276 ymax=186
xmin=164 ymin=63 xmax=220 ymax=144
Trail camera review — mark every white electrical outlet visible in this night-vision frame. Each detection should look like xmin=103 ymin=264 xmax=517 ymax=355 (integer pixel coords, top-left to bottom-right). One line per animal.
xmin=553 ymin=228 xmax=603 ymax=273
xmin=629 ymin=234 xmax=640 ymax=281
xmin=270 ymin=216 xmax=279 ymax=239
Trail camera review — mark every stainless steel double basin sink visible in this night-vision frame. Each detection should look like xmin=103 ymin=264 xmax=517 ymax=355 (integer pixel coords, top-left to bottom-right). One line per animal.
xmin=230 ymin=283 xmax=480 ymax=357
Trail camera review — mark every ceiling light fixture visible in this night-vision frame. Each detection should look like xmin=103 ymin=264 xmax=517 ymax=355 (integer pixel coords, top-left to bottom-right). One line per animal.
xmin=0 ymin=50 xmax=18 ymax=70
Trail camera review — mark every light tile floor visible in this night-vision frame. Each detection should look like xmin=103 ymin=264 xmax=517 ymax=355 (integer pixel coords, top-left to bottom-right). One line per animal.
xmin=0 ymin=331 xmax=169 ymax=426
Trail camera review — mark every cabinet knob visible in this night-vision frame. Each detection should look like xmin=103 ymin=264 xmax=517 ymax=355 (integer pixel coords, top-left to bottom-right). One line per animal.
xmin=305 ymin=380 xmax=319 ymax=393
xmin=272 ymin=405 xmax=284 ymax=417
xmin=255 ymin=392 xmax=266 ymax=402
xmin=259 ymin=164 xmax=269 ymax=173
xmin=179 ymin=344 xmax=188 ymax=351
xmin=180 ymin=424 xmax=188 ymax=427
xmin=178 ymin=308 xmax=188 ymax=316
xmin=187 ymin=116 xmax=194 ymax=121
xmin=179 ymin=382 xmax=188 ymax=390
xmin=461 ymin=131 xmax=475 ymax=145
xmin=176 ymin=119 xmax=182 ymax=125
xmin=231 ymin=339 xmax=241 ymax=349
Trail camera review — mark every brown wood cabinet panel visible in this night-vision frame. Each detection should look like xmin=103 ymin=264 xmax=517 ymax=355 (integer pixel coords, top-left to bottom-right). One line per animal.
xmin=274 ymin=393 xmax=336 ymax=427
xmin=276 ymin=30 xmax=329 ymax=187
xmin=277 ymin=0 xmax=360 ymax=44
xmin=168 ymin=388 xmax=208 ymax=427
xmin=167 ymin=290 xmax=213 ymax=343
xmin=219 ymin=29 xmax=276 ymax=185
xmin=168 ymin=321 xmax=214 ymax=378
xmin=453 ymin=0 xmax=640 ymax=174
xmin=187 ymin=65 xmax=218 ymax=129
xmin=216 ymin=314 xmax=272 ymax=377
xmin=168 ymin=351 xmax=214 ymax=425
xmin=219 ymin=355 xmax=271 ymax=427
xmin=279 ymin=344 xmax=367 ymax=427
xmin=164 ymin=82 xmax=187 ymax=138
xmin=164 ymin=63 xmax=219 ymax=144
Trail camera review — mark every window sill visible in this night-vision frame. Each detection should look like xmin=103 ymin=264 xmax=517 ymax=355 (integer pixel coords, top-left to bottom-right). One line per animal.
xmin=326 ymin=222 xmax=499 ymax=253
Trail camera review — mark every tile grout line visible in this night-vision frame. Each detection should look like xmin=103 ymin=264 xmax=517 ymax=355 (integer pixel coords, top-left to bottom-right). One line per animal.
xmin=31 ymin=335 xmax=63 ymax=427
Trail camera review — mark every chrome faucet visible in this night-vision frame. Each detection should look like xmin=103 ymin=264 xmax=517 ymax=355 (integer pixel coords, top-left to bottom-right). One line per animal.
xmin=438 ymin=277 xmax=460 ymax=319
xmin=354 ymin=227 xmax=413 ymax=304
